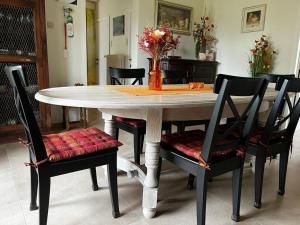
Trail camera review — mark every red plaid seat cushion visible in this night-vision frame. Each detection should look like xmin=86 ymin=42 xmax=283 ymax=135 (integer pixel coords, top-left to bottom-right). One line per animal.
xmin=161 ymin=130 xmax=244 ymax=161
xmin=249 ymin=126 xmax=290 ymax=152
xmin=249 ymin=126 xmax=264 ymax=144
xmin=115 ymin=116 xmax=146 ymax=128
xmin=219 ymin=123 xmax=263 ymax=144
xmin=43 ymin=127 xmax=122 ymax=162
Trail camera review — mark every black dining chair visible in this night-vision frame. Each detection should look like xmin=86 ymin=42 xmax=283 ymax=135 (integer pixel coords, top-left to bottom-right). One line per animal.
xmin=256 ymin=73 xmax=295 ymax=83
xmin=162 ymin=70 xmax=209 ymax=133
xmin=158 ymin=75 xmax=269 ymax=225
xmin=109 ymin=67 xmax=171 ymax=165
xmin=247 ymin=77 xmax=300 ymax=209
xmin=256 ymin=73 xmax=295 ymax=118
xmin=5 ymin=65 xmax=121 ymax=225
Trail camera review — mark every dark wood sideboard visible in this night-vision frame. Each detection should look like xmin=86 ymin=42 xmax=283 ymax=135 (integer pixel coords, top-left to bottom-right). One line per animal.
xmin=148 ymin=58 xmax=218 ymax=84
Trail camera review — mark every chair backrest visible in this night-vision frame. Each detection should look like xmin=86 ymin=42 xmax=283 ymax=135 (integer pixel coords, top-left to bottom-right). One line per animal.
xmin=202 ymin=75 xmax=269 ymax=162
xmin=4 ymin=65 xmax=48 ymax=168
xmin=256 ymin=73 xmax=295 ymax=123
xmin=162 ymin=70 xmax=188 ymax=84
xmin=256 ymin=73 xmax=294 ymax=88
xmin=109 ymin=67 xmax=145 ymax=85
xmin=261 ymin=78 xmax=300 ymax=143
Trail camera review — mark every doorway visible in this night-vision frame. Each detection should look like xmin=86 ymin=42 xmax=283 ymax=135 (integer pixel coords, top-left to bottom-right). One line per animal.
xmin=86 ymin=0 xmax=100 ymax=124
xmin=86 ymin=0 xmax=98 ymax=85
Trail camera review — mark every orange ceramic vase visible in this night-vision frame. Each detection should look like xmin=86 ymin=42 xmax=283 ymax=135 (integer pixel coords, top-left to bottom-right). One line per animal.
xmin=149 ymin=59 xmax=162 ymax=91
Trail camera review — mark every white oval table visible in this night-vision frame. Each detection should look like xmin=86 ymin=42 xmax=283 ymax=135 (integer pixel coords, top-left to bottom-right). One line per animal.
xmin=35 ymin=85 xmax=276 ymax=219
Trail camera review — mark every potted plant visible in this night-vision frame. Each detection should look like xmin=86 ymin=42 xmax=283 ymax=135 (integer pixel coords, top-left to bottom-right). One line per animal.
xmin=249 ymin=35 xmax=277 ymax=77
xmin=193 ymin=16 xmax=216 ymax=59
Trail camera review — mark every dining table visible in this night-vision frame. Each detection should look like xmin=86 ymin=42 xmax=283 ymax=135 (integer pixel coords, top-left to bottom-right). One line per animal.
xmin=35 ymin=84 xmax=277 ymax=219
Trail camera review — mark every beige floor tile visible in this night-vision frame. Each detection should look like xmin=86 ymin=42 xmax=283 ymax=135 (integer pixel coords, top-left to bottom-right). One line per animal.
xmin=0 ymin=170 xmax=19 ymax=206
xmin=0 ymin=202 xmax=26 ymax=225
xmin=1 ymin=129 xmax=300 ymax=225
xmin=0 ymin=147 xmax=10 ymax=175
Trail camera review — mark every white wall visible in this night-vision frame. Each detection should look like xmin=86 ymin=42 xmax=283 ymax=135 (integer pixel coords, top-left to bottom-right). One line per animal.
xmin=209 ymin=0 xmax=300 ymax=76
xmin=134 ymin=0 xmax=204 ymax=72
xmin=99 ymin=0 xmax=205 ymax=80
xmin=45 ymin=0 xmax=87 ymax=123
xmin=99 ymin=0 xmax=132 ymax=56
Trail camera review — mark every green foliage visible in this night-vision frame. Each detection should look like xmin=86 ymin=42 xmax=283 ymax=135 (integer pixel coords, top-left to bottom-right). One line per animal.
xmin=249 ymin=35 xmax=277 ymax=77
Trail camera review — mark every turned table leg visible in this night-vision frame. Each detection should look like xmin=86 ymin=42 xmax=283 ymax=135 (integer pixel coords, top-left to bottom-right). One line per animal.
xmin=143 ymin=108 xmax=162 ymax=218
xmin=102 ymin=113 xmax=117 ymax=138
xmin=102 ymin=113 xmax=117 ymax=177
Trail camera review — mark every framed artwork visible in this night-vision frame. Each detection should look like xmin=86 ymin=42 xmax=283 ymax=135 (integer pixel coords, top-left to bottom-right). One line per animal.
xmin=242 ymin=4 xmax=266 ymax=33
xmin=155 ymin=0 xmax=192 ymax=35
xmin=113 ymin=15 xmax=125 ymax=36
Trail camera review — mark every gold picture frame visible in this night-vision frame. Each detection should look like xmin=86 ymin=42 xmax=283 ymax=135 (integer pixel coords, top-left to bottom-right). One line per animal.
xmin=241 ymin=4 xmax=266 ymax=33
xmin=155 ymin=0 xmax=193 ymax=35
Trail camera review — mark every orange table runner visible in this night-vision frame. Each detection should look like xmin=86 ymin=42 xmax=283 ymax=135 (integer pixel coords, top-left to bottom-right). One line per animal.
xmin=112 ymin=85 xmax=213 ymax=96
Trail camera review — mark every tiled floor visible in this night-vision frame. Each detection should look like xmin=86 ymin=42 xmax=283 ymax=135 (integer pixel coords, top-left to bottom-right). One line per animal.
xmin=1 ymin=124 xmax=300 ymax=225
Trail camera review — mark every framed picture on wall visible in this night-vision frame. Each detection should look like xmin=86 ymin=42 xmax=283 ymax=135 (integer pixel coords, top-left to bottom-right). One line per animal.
xmin=241 ymin=4 xmax=266 ymax=33
xmin=155 ymin=0 xmax=192 ymax=35
xmin=113 ymin=15 xmax=125 ymax=36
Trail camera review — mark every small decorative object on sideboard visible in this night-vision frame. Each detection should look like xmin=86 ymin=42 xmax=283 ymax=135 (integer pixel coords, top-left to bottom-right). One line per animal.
xmin=138 ymin=26 xmax=180 ymax=90
xmin=206 ymin=48 xmax=216 ymax=61
xmin=193 ymin=16 xmax=216 ymax=60
xmin=249 ymin=34 xmax=277 ymax=77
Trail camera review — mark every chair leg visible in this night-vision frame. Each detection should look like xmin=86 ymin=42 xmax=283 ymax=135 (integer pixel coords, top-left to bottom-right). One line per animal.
xmin=187 ymin=174 xmax=195 ymax=190
xmin=278 ymin=151 xmax=289 ymax=196
xmin=196 ymin=169 xmax=208 ymax=225
xmin=133 ymin=133 xmax=141 ymax=165
xmin=177 ymin=123 xmax=185 ymax=133
xmin=139 ymin=134 xmax=145 ymax=154
xmin=232 ymin=167 xmax=244 ymax=222
xmin=115 ymin=128 xmax=119 ymax=140
xmin=107 ymin=160 xmax=120 ymax=218
xmin=204 ymin=121 xmax=209 ymax=131
xmin=254 ymin=154 xmax=265 ymax=209
xmin=39 ymin=177 xmax=51 ymax=225
xmin=164 ymin=123 xmax=172 ymax=134
xmin=30 ymin=166 xmax=38 ymax=211
xmin=157 ymin=157 xmax=162 ymax=185
xmin=90 ymin=168 xmax=99 ymax=191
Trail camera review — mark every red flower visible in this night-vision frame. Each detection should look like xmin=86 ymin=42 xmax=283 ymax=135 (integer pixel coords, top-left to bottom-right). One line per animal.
xmin=138 ymin=26 xmax=180 ymax=59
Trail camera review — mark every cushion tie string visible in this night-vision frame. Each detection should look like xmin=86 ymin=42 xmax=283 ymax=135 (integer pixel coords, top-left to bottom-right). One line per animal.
xmin=18 ymin=137 xmax=50 ymax=168
xmin=258 ymin=136 xmax=293 ymax=164
xmin=194 ymin=152 xmax=211 ymax=170
xmin=236 ymin=146 xmax=246 ymax=158
xmin=18 ymin=137 xmax=30 ymax=147
xmin=24 ymin=158 xmax=49 ymax=168
xmin=258 ymin=140 xmax=273 ymax=164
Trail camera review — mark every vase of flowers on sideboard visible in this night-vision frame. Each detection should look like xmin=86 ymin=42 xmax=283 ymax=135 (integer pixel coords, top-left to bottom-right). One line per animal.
xmin=249 ymin=35 xmax=277 ymax=77
xmin=193 ymin=16 xmax=216 ymax=60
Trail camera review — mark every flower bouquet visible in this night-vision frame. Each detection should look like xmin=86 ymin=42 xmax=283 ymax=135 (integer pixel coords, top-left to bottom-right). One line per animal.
xmin=193 ymin=16 xmax=216 ymax=59
xmin=138 ymin=26 xmax=180 ymax=90
xmin=249 ymin=35 xmax=277 ymax=77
